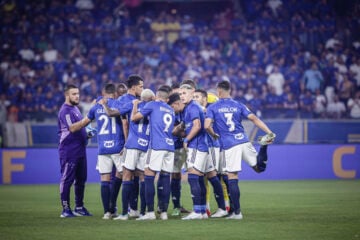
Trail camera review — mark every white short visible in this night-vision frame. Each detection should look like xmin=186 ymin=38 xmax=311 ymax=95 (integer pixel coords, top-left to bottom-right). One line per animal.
xmin=221 ymin=142 xmax=257 ymax=173
xmin=96 ymin=153 xmax=123 ymax=174
xmin=206 ymin=147 xmax=220 ymax=173
xmin=145 ymin=149 xmax=174 ymax=173
xmin=123 ymin=148 xmax=147 ymax=171
xmin=186 ymin=148 xmax=208 ymax=173
xmin=173 ymin=148 xmax=187 ymax=173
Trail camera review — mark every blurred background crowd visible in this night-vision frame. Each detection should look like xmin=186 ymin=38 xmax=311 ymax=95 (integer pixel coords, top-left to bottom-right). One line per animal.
xmin=0 ymin=0 xmax=360 ymax=126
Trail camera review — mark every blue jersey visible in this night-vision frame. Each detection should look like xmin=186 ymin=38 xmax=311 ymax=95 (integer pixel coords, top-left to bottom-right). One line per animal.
xmin=140 ymin=101 xmax=175 ymax=152
xmin=117 ymin=93 xmax=137 ymax=120
xmin=87 ymin=98 xmax=125 ymax=155
xmin=183 ymin=100 xmax=208 ymax=152
xmin=124 ymin=101 xmax=150 ymax=152
xmin=173 ymin=113 xmax=184 ymax=150
xmin=206 ymin=98 xmax=252 ymax=150
xmin=203 ymin=107 xmax=220 ymax=148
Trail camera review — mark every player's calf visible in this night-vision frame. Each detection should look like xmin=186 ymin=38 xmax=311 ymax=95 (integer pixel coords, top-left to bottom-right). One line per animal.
xmin=254 ymin=145 xmax=268 ymax=173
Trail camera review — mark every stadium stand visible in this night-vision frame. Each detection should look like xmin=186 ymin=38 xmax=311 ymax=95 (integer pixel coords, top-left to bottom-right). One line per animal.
xmin=0 ymin=0 xmax=359 ymax=147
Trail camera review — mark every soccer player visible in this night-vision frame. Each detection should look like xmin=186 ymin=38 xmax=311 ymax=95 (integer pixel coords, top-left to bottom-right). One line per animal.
xmin=57 ymin=84 xmax=92 ymax=218
xmin=194 ymin=89 xmax=228 ymax=218
xmin=178 ymin=84 xmax=209 ymax=220
xmin=112 ymin=89 xmax=155 ymax=220
xmin=205 ymin=80 xmax=276 ymax=220
xmin=103 ymin=75 xmax=144 ymax=217
xmin=70 ymin=83 xmax=125 ymax=219
xmin=132 ymin=87 xmax=175 ymax=220
xmin=116 ymin=82 xmax=127 ymax=98
xmin=167 ymin=92 xmax=190 ymax=216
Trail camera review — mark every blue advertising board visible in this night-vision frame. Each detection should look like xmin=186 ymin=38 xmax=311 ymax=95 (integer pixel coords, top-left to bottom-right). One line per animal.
xmin=1 ymin=144 xmax=359 ymax=184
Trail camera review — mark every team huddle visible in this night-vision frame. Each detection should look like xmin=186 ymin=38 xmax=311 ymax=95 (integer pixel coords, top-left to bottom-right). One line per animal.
xmin=57 ymin=74 xmax=276 ymax=220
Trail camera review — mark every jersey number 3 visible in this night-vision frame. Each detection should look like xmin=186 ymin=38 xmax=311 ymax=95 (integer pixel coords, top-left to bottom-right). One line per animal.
xmin=224 ymin=113 xmax=235 ymax=132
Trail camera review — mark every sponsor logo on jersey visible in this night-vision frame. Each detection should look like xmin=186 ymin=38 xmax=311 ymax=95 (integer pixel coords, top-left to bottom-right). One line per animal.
xmin=234 ymin=133 xmax=244 ymax=140
xmin=104 ymin=140 xmax=115 ymax=148
xmin=166 ymin=138 xmax=174 ymax=145
xmin=138 ymin=138 xmax=149 ymax=147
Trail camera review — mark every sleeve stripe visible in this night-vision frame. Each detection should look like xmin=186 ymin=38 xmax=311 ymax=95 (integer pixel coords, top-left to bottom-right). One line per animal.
xmin=65 ymin=114 xmax=73 ymax=126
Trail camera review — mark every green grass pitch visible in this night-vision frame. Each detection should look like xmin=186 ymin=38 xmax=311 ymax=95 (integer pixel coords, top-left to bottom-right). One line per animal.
xmin=1 ymin=180 xmax=359 ymax=240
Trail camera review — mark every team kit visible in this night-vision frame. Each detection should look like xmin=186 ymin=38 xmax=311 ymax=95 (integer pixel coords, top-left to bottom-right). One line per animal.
xmin=57 ymin=75 xmax=276 ymax=220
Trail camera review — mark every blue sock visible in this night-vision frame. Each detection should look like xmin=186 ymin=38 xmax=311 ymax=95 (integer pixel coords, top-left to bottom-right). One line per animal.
xmin=121 ymin=181 xmax=133 ymax=215
xmin=222 ymin=174 xmax=233 ymax=213
xmin=110 ymin=177 xmax=122 ymax=213
xmin=209 ymin=176 xmax=226 ymax=210
xmin=159 ymin=173 xmax=171 ymax=212
xmin=145 ymin=175 xmax=155 ymax=212
xmin=228 ymin=179 xmax=241 ymax=214
xmin=157 ymin=175 xmax=163 ymax=211
xmin=140 ymin=181 xmax=146 ymax=215
xmin=130 ymin=176 xmax=139 ymax=210
xmin=188 ymin=174 xmax=201 ymax=213
xmin=256 ymin=145 xmax=268 ymax=172
xmin=101 ymin=181 xmax=110 ymax=213
xmin=198 ymin=176 xmax=207 ymax=214
xmin=171 ymin=178 xmax=181 ymax=208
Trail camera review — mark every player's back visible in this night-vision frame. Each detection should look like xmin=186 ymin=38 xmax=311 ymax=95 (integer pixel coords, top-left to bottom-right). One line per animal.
xmin=88 ymin=99 xmax=125 ymax=155
xmin=125 ymin=101 xmax=150 ymax=152
xmin=207 ymin=98 xmax=252 ymax=149
xmin=141 ymin=100 xmax=175 ymax=152
xmin=117 ymin=93 xmax=137 ymax=120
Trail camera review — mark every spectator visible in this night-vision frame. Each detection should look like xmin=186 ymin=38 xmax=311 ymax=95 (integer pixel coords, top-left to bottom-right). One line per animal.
xmin=347 ymin=91 xmax=360 ymax=118
xmin=180 ymin=15 xmax=194 ymax=40
xmin=326 ymin=95 xmax=346 ymax=119
xmin=302 ymin=63 xmax=324 ymax=93
xmin=299 ymin=89 xmax=315 ymax=118
xmin=0 ymin=94 xmax=10 ymax=126
xmin=40 ymin=91 xmax=58 ymax=120
xmin=336 ymin=74 xmax=355 ymax=110
xmin=314 ymin=89 xmax=327 ymax=118
xmin=267 ymin=65 xmax=285 ymax=96
xmin=349 ymin=57 xmax=360 ymax=90
xmin=283 ymin=92 xmax=299 ymax=119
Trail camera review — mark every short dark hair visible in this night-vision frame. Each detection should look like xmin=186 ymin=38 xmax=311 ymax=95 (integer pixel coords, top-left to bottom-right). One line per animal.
xmin=156 ymin=89 xmax=170 ymax=100
xmin=117 ymin=82 xmax=127 ymax=89
xmin=158 ymin=84 xmax=172 ymax=94
xmin=217 ymin=81 xmax=231 ymax=91
xmin=168 ymin=93 xmax=181 ymax=105
xmin=171 ymin=82 xmax=180 ymax=90
xmin=195 ymin=89 xmax=207 ymax=98
xmin=126 ymin=74 xmax=143 ymax=88
xmin=181 ymin=79 xmax=197 ymax=89
xmin=103 ymin=83 xmax=116 ymax=94
xmin=64 ymin=84 xmax=78 ymax=93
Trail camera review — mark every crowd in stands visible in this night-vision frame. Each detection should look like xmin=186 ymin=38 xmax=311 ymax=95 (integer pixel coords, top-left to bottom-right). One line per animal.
xmin=1 ymin=0 xmax=360 ymax=126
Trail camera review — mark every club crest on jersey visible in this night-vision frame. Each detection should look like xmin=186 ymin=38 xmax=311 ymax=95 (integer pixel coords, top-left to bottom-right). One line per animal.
xmin=138 ymin=138 xmax=149 ymax=146
xmin=166 ymin=138 xmax=174 ymax=145
xmin=234 ymin=133 xmax=244 ymax=140
xmin=104 ymin=140 xmax=115 ymax=148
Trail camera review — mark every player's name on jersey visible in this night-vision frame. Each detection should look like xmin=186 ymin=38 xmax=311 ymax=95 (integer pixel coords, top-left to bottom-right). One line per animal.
xmin=96 ymin=108 xmax=106 ymax=114
xmin=160 ymin=106 xmax=172 ymax=113
xmin=218 ymin=107 xmax=238 ymax=113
